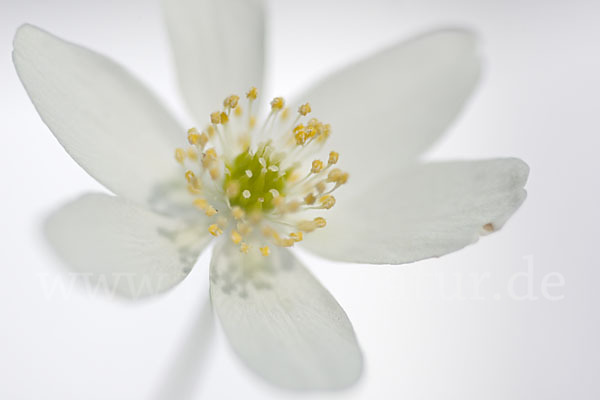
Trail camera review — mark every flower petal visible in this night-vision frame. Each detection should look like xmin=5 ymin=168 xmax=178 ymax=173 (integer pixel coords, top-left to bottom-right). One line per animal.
xmin=296 ymin=29 xmax=481 ymax=187
xmin=162 ymin=0 xmax=265 ymax=122
xmin=209 ymin=240 xmax=362 ymax=390
xmin=45 ymin=193 xmax=210 ymax=298
xmin=303 ymin=159 xmax=529 ymax=265
xmin=13 ymin=24 xmax=183 ymax=205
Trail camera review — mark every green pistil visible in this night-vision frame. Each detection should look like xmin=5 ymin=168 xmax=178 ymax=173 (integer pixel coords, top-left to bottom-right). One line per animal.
xmin=224 ymin=144 xmax=290 ymax=212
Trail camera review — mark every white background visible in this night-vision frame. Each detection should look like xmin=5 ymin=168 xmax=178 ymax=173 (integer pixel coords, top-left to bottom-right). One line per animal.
xmin=1 ymin=0 xmax=598 ymax=398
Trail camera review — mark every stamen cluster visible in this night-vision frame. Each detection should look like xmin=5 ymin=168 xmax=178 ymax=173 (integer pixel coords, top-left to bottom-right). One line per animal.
xmin=173 ymin=87 xmax=348 ymax=255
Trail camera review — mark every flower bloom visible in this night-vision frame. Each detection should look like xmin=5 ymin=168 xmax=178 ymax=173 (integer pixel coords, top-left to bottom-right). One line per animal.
xmin=13 ymin=0 xmax=528 ymax=391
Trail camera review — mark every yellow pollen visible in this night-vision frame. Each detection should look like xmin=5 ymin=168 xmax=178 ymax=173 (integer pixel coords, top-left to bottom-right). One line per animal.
xmin=220 ymin=112 xmax=229 ymax=124
xmin=188 ymin=184 xmax=202 ymax=194
xmin=316 ymin=181 xmax=326 ymax=193
xmin=187 ymin=128 xmax=201 ymax=145
xmin=187 ymin=147 xmax=198 ymax=160
xmin=328 ymin=151 xmax=339 ymax=165
xmin=260 ymin=246 xmax=270 ymax=256
xmin=246 ymin=86 xmax=258 ymax=100
xmin=231 ymin=230 xmax=242 ymax=244
xmin=205 ymin=206 xmax=218 ymax=217
xmin=206 ymin=125 xmax=216 ymax=138
xmin=304 ymin=193 xmax=316 ymax=205
xmin=223 ymin=94 xmax=240 ymax=109
xmin=240 ymin=242 xmax=250 ymax=253
xmin=231 ymin=206 xmax=245 ymax=220
xmin=270 ymin=97 xmax=285 ymax=110
xmin=209 ymin=166 xmax=220 ymax=180
xmin=208 ymin=224 xmax=223 ymax=236
xmin=185 ymin=170 xmax=197 ymax=185
xmin=298 ymin=102 xmax=312 ymax=116
xmin=175 ymin=148 xmax=186 ymax=164
xmin=193 ymin=198 xmax=208 ymax=210
xmin=210 ymin=112 xmax=221 ymax=124
xmin=314 ymin=217 xmax=327 ymax=228
xmin=226 ymin=181 xmax=241 ymax=198
xmin=319 ymin=195 xmax=336 ymax=209
xmin=311 ymin=160 xmax=324 ymax=174
xmin=290 ymin=232 xmax=303 ymax=242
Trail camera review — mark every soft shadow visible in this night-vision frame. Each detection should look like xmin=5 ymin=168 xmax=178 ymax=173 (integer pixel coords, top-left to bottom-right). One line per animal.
xmin=151 ymin=293 xmax=215 ymax=400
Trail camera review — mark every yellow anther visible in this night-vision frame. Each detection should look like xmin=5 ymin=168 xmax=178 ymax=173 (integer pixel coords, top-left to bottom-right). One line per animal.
xmin=316 ymin=181 xmax=326 ymax=193
xmin=223 ymin=95 xmax=240 ymax=109
xmin=240 ymin=242 xmax=250 ymax=254
xmin=314 ymin=217 xmax=327 ymax=228
xmin=304 ymin=193 xmax=316 ymax=205
xmin=208 ymin=224 xmax=223 ymax=237
xmin=198 ymin=132 xmax=209 ymax=148
xmin=210 ymin=112 xmax=221 ymax=124
xmin=260 ymin=246 xmax=270 ymax=256
xmin=187 ymin=128 xmax=201 ymax=145
xmin=319 ymin=195 xmax=336 ymax=209
xmin=327 ymin=168 xmax=343 ymax=183
xmin=294 ymin=130 xmax=306 ymax=146
xmin=290 ymin=232 xmax=303 ymax=242
xmin=298 ymin=103 xmax=311 ymax=116
xmin=231 ymin=206 xmax=245 ymax=220
xmin=270 ymin=97 xmax=285 ymax=110
xmin=220 ymin=111 xmax=229 ymax=124
xmin=318 ymin=123 xmax=332 ymax=142
xmin=206 ymin=125 xmax=216 ymax=138
xmin=187 ymin=147 xmax=198 ymax=160
xmin=202 ymin=148 xmax=217 ymax=168
xmin=280 ymin=107 xmax=290 ymax=120
xmin=185 ymin=170 xmax=197 ymax=184
xmin=328 ymin=151 xmax=339 ymax=165
xmin=193 ymin=198 xmax=208 ymax=210
xmin=226 ymin=181 xmax=241 ymax=198
xmin=234 ymin=106 xmax=243 ymax=117
xmin=231 ymin=230 xmax=242 ymax=245
xmin=338 ymin=172 xmax=349 ymax=184
xmin=278 ymin=237 xmax=295 ymax=247
xmin=205 ymin=206 xmax=218 ymax=217
xmin=187 ymin=184 xmax=202 ymax=195
xmin=209 ymin=166 xmax=220 ymax=180
xmin=311 ymin=160 xmax=324 ymax=174
xmin=175 ymin=148 xmax=186 ymax=164
xmin=246 ymin=86 xmax=258 ymax=100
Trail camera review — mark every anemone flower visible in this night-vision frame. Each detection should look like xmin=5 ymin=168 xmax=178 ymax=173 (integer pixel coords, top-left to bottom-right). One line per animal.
xmin=12 ymin=0 xmax=529 ymax=391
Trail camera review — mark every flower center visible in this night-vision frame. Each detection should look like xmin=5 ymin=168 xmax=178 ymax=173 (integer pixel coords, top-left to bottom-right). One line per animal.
xmin=173 ymin=87 xmax=348 ymax=256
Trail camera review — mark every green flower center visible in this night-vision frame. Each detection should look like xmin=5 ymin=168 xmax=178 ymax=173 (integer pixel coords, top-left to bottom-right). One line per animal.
xmin=224 ymin=145 xmax=290 ymax=212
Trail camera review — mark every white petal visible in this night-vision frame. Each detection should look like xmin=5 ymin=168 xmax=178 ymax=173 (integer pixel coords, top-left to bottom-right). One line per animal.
xmin=209 ymin=240 xmax=362 ymax=390
xmin=13 ymin=24 xmax=183 ymax=205
xmin=296 ymin=29 xmax=481 ymax=188
xmin=303 ymin=159 xmax=529 ymax=265
xmin=162 ymin=0 xmax=265 ymax=122
xmin=45 ymin=193 xmax=210 ymax=298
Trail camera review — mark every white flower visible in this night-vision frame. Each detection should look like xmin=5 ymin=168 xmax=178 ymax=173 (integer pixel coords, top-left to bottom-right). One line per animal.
xmin=12 ymin=0 xmax=528 ymax=391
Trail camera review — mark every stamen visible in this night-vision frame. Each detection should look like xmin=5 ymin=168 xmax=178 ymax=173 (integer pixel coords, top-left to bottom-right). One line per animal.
xmin=208 ymin=224 xmax=223 ymax=236
xmin=176 ymin=86 xmax=345 ymax=256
